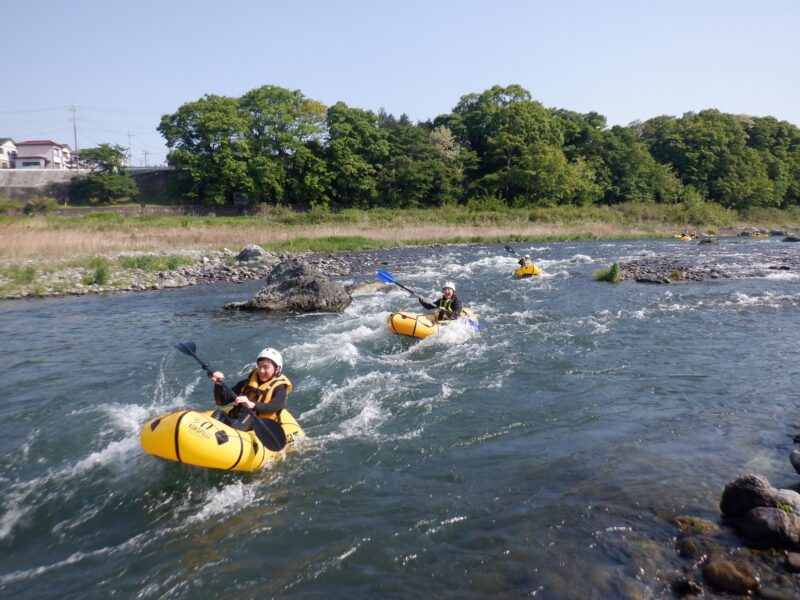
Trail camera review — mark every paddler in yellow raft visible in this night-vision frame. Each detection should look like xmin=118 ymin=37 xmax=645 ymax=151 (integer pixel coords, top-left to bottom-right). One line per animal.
xmin=140 ymin=342 xmax=304 ymax=471
xmin=417 ymin=281 xmax=462 ymax=322
xmin=210 ymin=347 xmax=290 ymax=430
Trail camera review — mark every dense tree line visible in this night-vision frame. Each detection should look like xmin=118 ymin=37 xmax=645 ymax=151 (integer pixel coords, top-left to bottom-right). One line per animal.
xmin=155 ymin=84 xmax=800 ymax=210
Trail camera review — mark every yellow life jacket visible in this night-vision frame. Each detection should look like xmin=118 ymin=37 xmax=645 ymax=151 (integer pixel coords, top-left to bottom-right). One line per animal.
xmin=243 ymin=370 xmax=292 ymax=421
xmin=436 ymin=298 xmax=456 ymax=321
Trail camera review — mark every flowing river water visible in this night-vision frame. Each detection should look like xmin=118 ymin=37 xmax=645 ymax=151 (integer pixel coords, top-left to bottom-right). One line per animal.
xmin=1 ymin=237 xmax=799 ymax=599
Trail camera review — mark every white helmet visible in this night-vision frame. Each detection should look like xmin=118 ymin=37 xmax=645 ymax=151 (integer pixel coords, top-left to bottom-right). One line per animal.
xmin=442 ymin=281 xmax=456 ymax=292
xmin=524 ymin=255 xmax=530 ymax=259
xmin=256 ymin=347 xmax=283 ymax=369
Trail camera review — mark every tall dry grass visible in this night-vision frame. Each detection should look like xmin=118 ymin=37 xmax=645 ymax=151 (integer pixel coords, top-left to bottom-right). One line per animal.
xmin=0 ymin=220 xmax=651 ymax=261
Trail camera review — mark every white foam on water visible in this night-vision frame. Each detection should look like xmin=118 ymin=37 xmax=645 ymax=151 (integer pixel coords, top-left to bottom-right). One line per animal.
xmin=187 ymin=480 xmax=259 ymax=524
xmin=567 ymin=254 xmax=595 ymax=264
xmin=0 ymin=530 xmax=153 ymax=585
xmin=292 ymin=337 xmax=362 ymax=368
xmin=330 ymin=402 xmax=389 ymax=440
xmin=0 ymin=434 xmax=141 ymax=542
xmin=764 ymin=270 xmax=800 ymax=281
xmin=299 ymin=371 xmax=397 ymax=422
xmin=719 ymin=290 xmax=800 ymax=310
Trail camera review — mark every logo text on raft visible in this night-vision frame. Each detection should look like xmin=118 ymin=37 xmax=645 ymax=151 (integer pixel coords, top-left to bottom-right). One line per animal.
xmin=188 ymin=421 xmax=214 ymax=439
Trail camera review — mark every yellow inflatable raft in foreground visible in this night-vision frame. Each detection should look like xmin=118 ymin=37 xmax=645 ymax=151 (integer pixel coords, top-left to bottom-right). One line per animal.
xmin=140 ymin=408 xmax=305 ymax=471
xmin=386 ymin=307 xmax=480 ymax=339
xmin=514 ymin=264 xmax=542 ymax=276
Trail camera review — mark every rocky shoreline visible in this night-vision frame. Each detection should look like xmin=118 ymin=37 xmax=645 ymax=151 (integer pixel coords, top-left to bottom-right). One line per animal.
xmin=618 ymin=248 xmax=800 ymax=284
xmin=0 ymin=244 xmax=387 ymax=300
xmin=4 ymin=230 xmax=800 ymax=299
xmin=617 ymin=231 xmax=800 ymax=284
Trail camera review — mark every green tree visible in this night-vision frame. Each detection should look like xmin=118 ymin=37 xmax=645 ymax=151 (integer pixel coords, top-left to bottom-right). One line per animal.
xmin=641 ymin=110 xmax=777 ymax=209
xmin=71 ymin=144 xmax=139 ymax=203
xmin=743 ymin=116 xmax=800 ymax=207
xmin=445 ymin=85 xmax=595 ymax=205
xmin=158 ymin=94 xmax=249 ymax=205
xmin=239 ymin=85 xmax=328 ymax=205
xmin=374 ymin=113 xmax=466 ymax=208
xmin=324 ymin=102 xmax=388 ymax=208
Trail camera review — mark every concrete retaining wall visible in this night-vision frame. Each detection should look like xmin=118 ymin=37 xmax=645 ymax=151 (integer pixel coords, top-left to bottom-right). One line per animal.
xmin=0 ymin=168 xmax=176 ymax=202
xmin=0 ymin=168 xmax=277 ymax=216
xmin=0 ymin=169 xmax=84 ymax=201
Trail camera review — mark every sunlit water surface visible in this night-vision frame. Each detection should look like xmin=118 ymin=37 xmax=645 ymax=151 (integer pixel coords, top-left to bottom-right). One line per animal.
xmin=1 ymin=238 xmax=799 ymax=599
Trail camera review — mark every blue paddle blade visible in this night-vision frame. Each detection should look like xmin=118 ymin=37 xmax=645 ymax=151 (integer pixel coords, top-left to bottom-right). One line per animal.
xmin=376 ymin=270 xmax=396 ymax=284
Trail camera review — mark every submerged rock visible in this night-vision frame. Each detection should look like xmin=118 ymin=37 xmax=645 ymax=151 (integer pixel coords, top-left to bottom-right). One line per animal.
xmin=790 ymin=449 xmax=800 ymax=474
xmin=701 ymin=559 xmax=760 ymax=594
xmin=225 ymin=257 xmax=351 ymax=313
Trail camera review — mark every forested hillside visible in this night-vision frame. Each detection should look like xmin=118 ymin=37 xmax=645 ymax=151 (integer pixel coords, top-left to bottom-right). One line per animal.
xmin=157 ymin=84 xmax=800 ymax=211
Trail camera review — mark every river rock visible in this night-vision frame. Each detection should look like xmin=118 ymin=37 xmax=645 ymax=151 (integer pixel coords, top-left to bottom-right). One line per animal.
xmin=670 ymin=577 xmax=703 ymax=596
xmin=224 ymin=257 xmax=351 ymax=313
xmin=237 ymin=244 xmax=273 ymax=262
xmin=672 ymin=516 xmax=720 ymax=534
xmin=701 ymin=559 xmax=760 ymax=594
xmin=782 ymin=236 xmax=800 ymax=242
xmin=720 ymin=474 xmax=800 ymax=518
xmin=698 ymin=238 xmax=719 ymax=245
xmin=740 ymin=507 xmax=800 ymax=547
xmin=790 ymin=450 xmax=800 ymax=475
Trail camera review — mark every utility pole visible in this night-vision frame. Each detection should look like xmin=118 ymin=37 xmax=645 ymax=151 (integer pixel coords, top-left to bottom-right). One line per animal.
xmin=70 ymin=104 xmax=79 ymax=165
xmin=127 ymin=132 xmax=133 ymax=167
xmin=142 ymin=150 xmax=149 ymax=167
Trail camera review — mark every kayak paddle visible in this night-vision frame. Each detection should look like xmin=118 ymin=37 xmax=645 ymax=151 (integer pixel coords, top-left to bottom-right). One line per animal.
xmin=173 ymin=341 xmax=287 ymax=452
xmin=504 ymin=244 xmax=516 ymax=254
xmin=376 ymin=269 xmax=419 ymax=296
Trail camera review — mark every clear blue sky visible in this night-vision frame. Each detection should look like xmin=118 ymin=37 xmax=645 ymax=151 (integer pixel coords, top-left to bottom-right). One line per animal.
xmin=3 ymin=0 xmax=798 ymax=166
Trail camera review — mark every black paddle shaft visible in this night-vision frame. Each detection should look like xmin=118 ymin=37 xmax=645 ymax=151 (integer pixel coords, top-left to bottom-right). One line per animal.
xmin=172 ymin=341 xmax=287 ymax=451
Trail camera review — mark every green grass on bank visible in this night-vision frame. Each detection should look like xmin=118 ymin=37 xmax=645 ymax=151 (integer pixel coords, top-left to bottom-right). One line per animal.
xmin=4 ymin=201 xmax=800 ymax=232
xmin=2 ymin=203 xmax=800 ymax=260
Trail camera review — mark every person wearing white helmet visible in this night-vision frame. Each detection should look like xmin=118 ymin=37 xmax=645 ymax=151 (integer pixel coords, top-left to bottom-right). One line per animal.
xmin=209 ymin=347 xmax=292 ymax=430
xmin=418 ymin=281 xmax=462 ymax=321
xmin=518 ymin=254 xmax=532 ymax=267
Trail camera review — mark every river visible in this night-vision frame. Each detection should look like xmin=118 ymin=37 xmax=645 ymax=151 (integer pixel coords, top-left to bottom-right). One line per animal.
xmin=1 ymin=237 xmax=798 ymax=599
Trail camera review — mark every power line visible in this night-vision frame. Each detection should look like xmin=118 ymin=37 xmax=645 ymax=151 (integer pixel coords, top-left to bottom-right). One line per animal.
xmin=0 ymin=106 xmax=69 ymax=114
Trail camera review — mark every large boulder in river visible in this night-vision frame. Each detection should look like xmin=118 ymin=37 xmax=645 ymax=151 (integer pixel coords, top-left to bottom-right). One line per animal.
xmin=225 ymin=257 xmax=351 ymax=313
xmin=720 ymin=474 xmax=800 ymax=518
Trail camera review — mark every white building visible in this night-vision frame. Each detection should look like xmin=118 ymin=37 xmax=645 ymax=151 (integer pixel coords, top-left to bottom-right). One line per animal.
xmin=15 ymin=140 xmax=73 ymax=169
xmin=0 ymin=138 xmax=17 ymax=168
